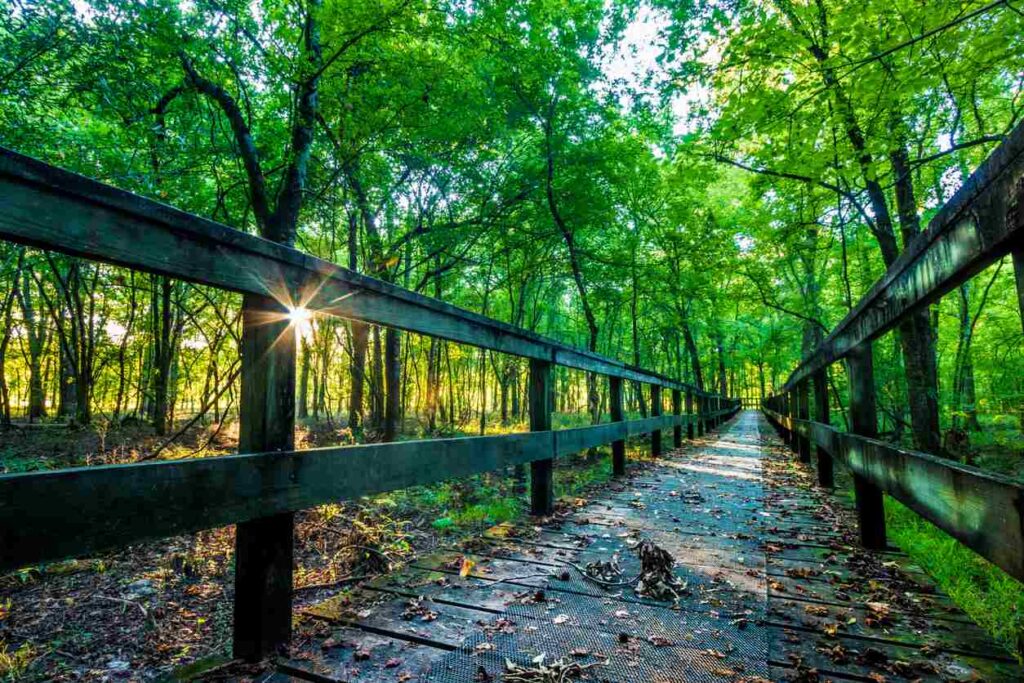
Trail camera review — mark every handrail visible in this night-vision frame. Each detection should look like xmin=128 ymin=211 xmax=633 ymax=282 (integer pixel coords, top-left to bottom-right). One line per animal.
xmin=764 ymin=119 xmax=1024 ymax=579
xmin=763 ymin=407 xmax=1024 ymax=582
xmin=0 ymin=146 xmax=713 ymax=396
xmin=781 ymin=119 xmax=1024 ymax=392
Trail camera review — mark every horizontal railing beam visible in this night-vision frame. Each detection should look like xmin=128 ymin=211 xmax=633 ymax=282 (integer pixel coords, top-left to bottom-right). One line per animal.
xmin=0 ymin=147 xmax=710 ymax=394
xmin=0 ymin=411 xmax=740 ymax=572
xmin=783 ymin=120 xmax=1024 ymax=390
xmin=763 ymin=408 xmax=1024 ymax=581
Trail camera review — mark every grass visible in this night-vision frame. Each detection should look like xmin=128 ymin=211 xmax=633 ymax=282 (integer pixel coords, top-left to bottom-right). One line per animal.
xmin=0 ymin=641 xmax=34 ymax=681
xmin=885 ymin=497 xmax=1024 ymax=658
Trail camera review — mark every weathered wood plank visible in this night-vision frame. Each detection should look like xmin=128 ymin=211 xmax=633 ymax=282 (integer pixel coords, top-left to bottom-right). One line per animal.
xmin=763 ymin=408 xmax=1024 ymax=581
xmin=0 ymin=411 xmax=696 ymax=573
xmin=0 ymin=432 xmax=548 ymax=572
xmin=0 ymin=146 xmax=703 ymax=392
xmin=784 ymin=119 xmax=1024 ymax=390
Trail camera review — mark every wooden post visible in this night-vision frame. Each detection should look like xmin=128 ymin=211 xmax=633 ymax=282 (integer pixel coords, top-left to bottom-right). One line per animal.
xmin=234 ymin=293 xmax=296 ymax=661
xmin=697 ymin=394 xmax=705 ymax=436
xmin=813 ymin=368 xmax=834 ymax=487
xmin=797 ymin=380 xmax=811 ymax=463
xmin=847 ymin=343 xmax=886 ymax=550
xmin=685 ymin=388 xmax=694 ymax=439
xmin=529 ymin=358 xmax=553 ymax=516
xmin=650 ymin=384 xmax=662 ymax=457
xmin=788 ymin=388 xmax=799 ymax=453
xmin=672 ymin=388 xmax=682 ymax=448
xmin=609 ymin=375 xmax=625 ymax=476
xmin=779 ymin=393 xmax=789 ymax=445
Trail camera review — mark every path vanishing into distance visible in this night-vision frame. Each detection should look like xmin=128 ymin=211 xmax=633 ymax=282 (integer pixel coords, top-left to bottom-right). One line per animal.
xmin=270 ymin=411 xmax=1022 ymax=682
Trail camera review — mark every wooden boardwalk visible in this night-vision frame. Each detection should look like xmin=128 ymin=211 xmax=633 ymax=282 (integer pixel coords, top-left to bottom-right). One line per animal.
xmin=275 ymin=411 xmax=1022 ymax=682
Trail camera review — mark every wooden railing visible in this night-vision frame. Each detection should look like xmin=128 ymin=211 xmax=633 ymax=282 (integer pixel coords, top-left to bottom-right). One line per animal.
xmin=764 ymin=119 xmax=1024 ymax=582
xmin=0 ymin=146 xmax=740 ymax=659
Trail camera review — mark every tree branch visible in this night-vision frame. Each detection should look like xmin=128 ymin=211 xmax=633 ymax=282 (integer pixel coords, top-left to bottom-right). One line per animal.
xmin=180 ymin=53 xmax=271 ymax=232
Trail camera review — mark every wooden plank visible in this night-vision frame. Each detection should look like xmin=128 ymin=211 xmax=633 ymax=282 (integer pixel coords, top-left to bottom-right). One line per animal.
xmin=0 ymin=146 xmax=695 ymax=391
xmin=0 ymin=411 xmax=686 ymax=574
xmin=234 ymin=293 xmax=296 ymax=660
xmin=764 ymin=408 xmax=1024 ymax=582
xmin=783 ymin=119 xmax=1024 ymax=390
xmin=0 ymin=431 xmax=552 ymax=572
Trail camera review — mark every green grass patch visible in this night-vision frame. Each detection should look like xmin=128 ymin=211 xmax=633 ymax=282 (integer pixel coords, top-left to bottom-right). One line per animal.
xmin=885 ymin=497 xmax=1024 ymax=657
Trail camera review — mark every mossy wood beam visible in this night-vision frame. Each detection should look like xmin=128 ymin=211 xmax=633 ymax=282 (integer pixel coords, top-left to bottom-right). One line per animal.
xmin=0 ymin=413 xmax=719 ymax=573
xmin=763 ymin=408 xmax=1024 ymax=581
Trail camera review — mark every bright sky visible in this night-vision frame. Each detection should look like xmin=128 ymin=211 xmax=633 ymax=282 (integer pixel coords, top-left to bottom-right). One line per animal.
xmin=598 ymin=4 xmax=716 ymax=137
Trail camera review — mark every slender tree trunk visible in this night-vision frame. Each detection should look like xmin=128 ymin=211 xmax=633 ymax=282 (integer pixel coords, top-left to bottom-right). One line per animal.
xmin=382 ymin=328 xmax=400 ymax=441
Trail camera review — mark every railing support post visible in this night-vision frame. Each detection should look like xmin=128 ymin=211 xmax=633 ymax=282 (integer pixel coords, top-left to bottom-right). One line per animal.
xmin=609 ymin=375 xmax=625 ymax=476
xmin=697 ymin=394 xmax=705 ymax=436
xmin=788 ymin=388 xmax=799 ymax=453
xmin=813 ymin=368 xmax=834 ymax=487
xmin=529 ymin=358 xmax=554 ymax=516
xmin=672 ymin=388 xmax=682 ymax=448
xmin=650 ymin=384 xmax=662 ymax=456
xmin=685 ymin=388 xmax=694 ymax=440
xmin=797 ymin=380 xmax=811 ymax=463
xmin=233 ymin=294 xmax=296 ymax=661
xmin=847 ymin=343 xmax=886 ymax=550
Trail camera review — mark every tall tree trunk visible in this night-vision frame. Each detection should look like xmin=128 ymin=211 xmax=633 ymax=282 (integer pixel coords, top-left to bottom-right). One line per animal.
xmin=783 ymin=1 xmax=941 ymax=453
xmin=890 ymin=142 xmax=942 ymax=453
xmin=17 ymin=266 xmax=47 ymax=420
xmin=682 ymin=320 xmax=704 ymax=391
xmin=383 ymin=328 xmax=400 ymax=442
xmin=298 ymin=338 xmax=310 ymax=420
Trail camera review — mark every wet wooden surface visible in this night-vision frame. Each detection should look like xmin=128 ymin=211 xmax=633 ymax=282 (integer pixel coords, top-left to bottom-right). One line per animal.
xmin=270 ymin=412 xmax=1022 ymax=682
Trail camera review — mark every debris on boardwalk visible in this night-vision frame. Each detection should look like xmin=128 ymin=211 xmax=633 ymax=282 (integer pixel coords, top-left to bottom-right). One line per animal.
xmin=276 ymin=412 xmax=1022 ymax=682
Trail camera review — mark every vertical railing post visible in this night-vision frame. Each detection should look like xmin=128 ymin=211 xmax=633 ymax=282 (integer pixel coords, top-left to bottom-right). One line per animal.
xmin=847 ymin=344 xmax=886 ymax=550
xmin=672 ymin=388 xmax=682 ymax=448
xmin=609 ymin=375 xmax=625 ymax=476
xmin=813 ymin=368 xmax=833 ymax=487
xmin=697 ymin=393 xmax=705 ymax=436
xmin=685 ymin=387 xmax=694 ymax=440
xmin=797 ymin=380 xmax=811 ymax=463
xmin=788 ymin=388 xmax=798 ymax=453
xmin=779 ymin=392 xmax=789 ymax=445
xmin=650 ymin=384 xmax=662 ymax=457
xmin=233 ymin=294 xmax=296 ymax=661
xmin=529 ymin=358 xmax=554 ymax=516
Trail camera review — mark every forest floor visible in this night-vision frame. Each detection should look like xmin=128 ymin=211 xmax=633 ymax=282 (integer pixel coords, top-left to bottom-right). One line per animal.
xmin=0 ymin=414 xmax=634 ymax=682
